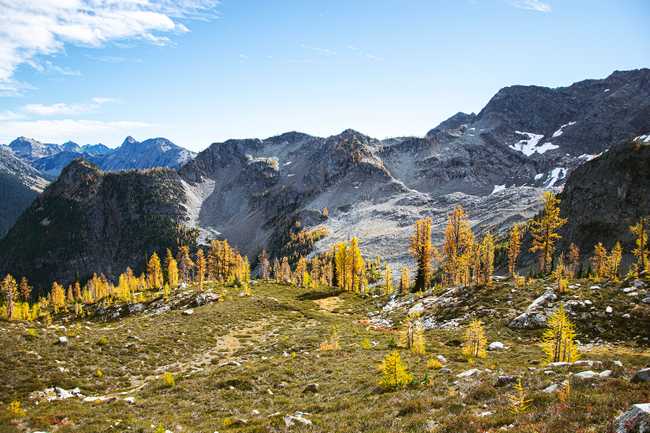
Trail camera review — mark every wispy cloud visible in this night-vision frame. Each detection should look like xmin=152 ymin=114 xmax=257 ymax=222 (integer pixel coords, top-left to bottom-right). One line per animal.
xmin=22 ymin=97 xmax=118 ymax=116
xmin=29 ymin=60 xmax=82 ymax=77
xmin=0 ymin=119 xmax=154 ymax=146
xmin=300 ymin=44 xmax=337 ymax=56
xmin=510 ymin=0 xmax=552 ymax=12
xmin=0 ymin=0 xmax=220 ymax=95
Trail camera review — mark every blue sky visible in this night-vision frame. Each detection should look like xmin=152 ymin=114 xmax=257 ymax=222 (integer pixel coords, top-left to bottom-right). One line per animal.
xmin=0 ymin=0 xmax=648 ymax=151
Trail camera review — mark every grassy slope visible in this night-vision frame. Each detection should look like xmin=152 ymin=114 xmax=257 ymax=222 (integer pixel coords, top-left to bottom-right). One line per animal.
xmin=0 ymin=281 xmax=649 ymax=433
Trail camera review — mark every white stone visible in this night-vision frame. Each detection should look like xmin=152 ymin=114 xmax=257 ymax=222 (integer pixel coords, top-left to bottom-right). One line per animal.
xmin=574 ymin=371 xmax=598 ymax=380
xmin=606 ymin=306 xmax=613 ymax=314
xmin=57 ymin=336 xmax=68 ymax=345
xmin=488 ymin=341 xmax=506 ymax=351
xmin=457 ymin=368 xmax=480 ymax=378
xmin=182 ymin=309 xmax=194 ymax=315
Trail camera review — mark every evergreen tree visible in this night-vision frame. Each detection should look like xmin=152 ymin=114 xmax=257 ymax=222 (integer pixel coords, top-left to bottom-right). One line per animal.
xmin=541 ymin=303 xmax=578 ymax=363
xmin=630 ymin=217 xmax=649 ymax=274
xmin=146 ymin=252 xmax=164 ymax=290
xmin=507 ymin=224 xmax=522 ymax=276
xmin=399 ymin=266 xmax=410 ymax=294
xmin=410 ymin=217 xmax=435 ymax=291
xmin=529 ymin=192 xmax=567 ymax=274
xmin=177 ymin=245 xmax=194 ymax=284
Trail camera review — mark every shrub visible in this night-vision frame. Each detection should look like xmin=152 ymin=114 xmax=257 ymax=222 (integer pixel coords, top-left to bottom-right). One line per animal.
xmin=426 ymin=358 xmax=443 ymax=369
xmin=360 ymin=337 xmax=372 ymax=350
xmin=508 ymin=379 xmax=531 ymax=414
xmin=319 ymin=326 xmax=340 ymax=351
xmin=462 ymin=319 xmax=487 ymax=359
xmin=7 ymin=400 xmax=26 ymax=418
xmin=162 ymin=371 xmax=175 ymax=387
xmin=97 ymin=336 xmax=109 ymax=346
xmin=95 ymin=368 xmax=104 ymax=378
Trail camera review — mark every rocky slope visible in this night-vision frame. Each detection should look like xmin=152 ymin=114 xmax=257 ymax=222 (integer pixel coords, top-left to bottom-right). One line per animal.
xmin=556 ymin=134 xmax=650 ymax=267
xmin=0 ymin=146 xmax=49 ymax=237
xmin=1 ymin=69 xmax=649 ymax=288
xmin=0 ymin=160 xmax=196 ymax=294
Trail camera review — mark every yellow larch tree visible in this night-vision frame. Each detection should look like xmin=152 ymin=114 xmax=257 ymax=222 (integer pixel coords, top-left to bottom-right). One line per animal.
xmin=146 ymin=252 xmax=164 ymax=290
xmin=383 ymin=263 xmax=394 ymax=295
xmin=507 ymin=224 xmax=522 ymax=276
xmin=462 ymin=319 xmax=487 ymax=359
xmin=50 ymin=282 xmax=66 ymax=314
xmin=19 ymin=277 xmax=31 ymax=303
xmin=609 ymin=241 xmax=623 ymax=280
xmin=567 ymin=243 xmax=581 ymax=278
xmin=165 ymin=249 xmax=179 ymax=289
xmin=2 ymin=274 xmax=17 ymax=319
xmin=195 ymin=248 xmax=207 ymax=291
xmin=410 ymin=217 xmax=436 ymax=291
xmin=529 ymin=192 xmax=567 ymax=274
xmin=443 ymin=206 xmax=474 ymax=286
xmin=378 ymin=351 xmax=412 ymax=389
xmin=541 ymin=303 xmax=578 ymax=363
xmin=480 ymin=232 xmax=495 ymax=286
xmin=630 ymin=217 xmax=649 ymax=274
xmin=591 ymin=242 xmax=609 ymax=280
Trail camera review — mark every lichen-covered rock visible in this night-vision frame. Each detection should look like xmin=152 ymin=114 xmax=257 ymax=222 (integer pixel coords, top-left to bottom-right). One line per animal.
xmin=613 ymin=404 xmax=650 ymax=433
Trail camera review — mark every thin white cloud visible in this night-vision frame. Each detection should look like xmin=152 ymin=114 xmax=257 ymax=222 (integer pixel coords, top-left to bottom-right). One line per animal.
xmin=0 ymin=118 xmax=154 ymax=146
xmin=0 ymin=0 xmax=220 ymax=95
xmin=510 ymin=0 xmax=552 ymax=12
xmin=300 ymin=44 xmax=337 ymax=56
xmin=22 ymin=96 xmax=118 ymax=116
xmin=0 ymin=110 xmax=25 ymax=121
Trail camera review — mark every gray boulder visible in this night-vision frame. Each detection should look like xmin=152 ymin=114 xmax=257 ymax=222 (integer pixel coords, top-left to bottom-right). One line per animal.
xmin=631 ymin=368 xmax=650 ymax=384
xmin=613 ymin=403 xmax=650 ymax=433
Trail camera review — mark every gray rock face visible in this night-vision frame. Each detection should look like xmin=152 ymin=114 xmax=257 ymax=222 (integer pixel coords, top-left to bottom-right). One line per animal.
xmin=0 ymin=146 xmax=49 ymax=236
xmin=613 ymin=403 xmax=650 ymax=433
xmin=631 ymin=368 xmax=650 ymax=384
xmin=556 ymin=136 xmax=650 ymax=268
xmin=9 ymin=136 xmax=61 ymax=161
xmin=509 ymin=289 xmax=557 ymax=329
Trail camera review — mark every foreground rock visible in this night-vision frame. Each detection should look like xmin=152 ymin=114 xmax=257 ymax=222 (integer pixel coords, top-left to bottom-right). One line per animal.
xmin=632 ymin=368 xmax=650 ymax=384
xmin=509 ymin=289 xmax=556 ymax=329
xmin=613 ymin=403 xmax=650 ymax=433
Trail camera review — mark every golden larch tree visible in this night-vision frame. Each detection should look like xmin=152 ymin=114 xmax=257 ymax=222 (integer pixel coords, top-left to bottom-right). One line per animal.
xmin=541 ymin=303 xmax=578 ymax=363
xmin=258 ymin=249 xmax=270 ymax=280
xmin=410 ymin=217 xmax=436 ymax=291
xmin=19 ymin=277 xmax=31 ymax=303
xmin=378 ymin=351 xmax=412 ymax=389
xmin=2 ymin=274 xmax=17 ymax=319
xmin=507 ymin=224 xmax=522 ymax=276
xmin=591 ymin=242 xmax=609 ymax=280
xmin=443 ymin=206 xmax=474 ymax=286
xmin=609 ymin=241 xmax=623 ymax=280
xmin=567 ymin=243 xmax=581 ymax=278
xmin=383 ymin=263 xmax=394 ymax=295
xmin=462 ymin=319 xmax=487 ymax=359
xmin=146 ymin=252 xmax=164 ymax=290
xmin=196 ymin=248 xmax=207 ymax=291
xmin=630 ymin=217 xmax=649 ymax=274
xmin=50 ymin=282 xmax=66 ymax=313
xmin=529 ymin=192 xmax=567 ymax=274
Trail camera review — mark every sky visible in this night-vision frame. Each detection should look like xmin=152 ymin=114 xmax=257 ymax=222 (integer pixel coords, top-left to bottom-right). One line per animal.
xmin=0 ymin=0 xmax=648 ymax=152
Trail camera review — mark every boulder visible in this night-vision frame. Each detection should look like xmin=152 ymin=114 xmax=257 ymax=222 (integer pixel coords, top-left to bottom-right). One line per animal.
xmin=57 ymin=336 xmax=68 ymax=345
xmin=543 ymin=383 xmax=560 ymax=393
xmin=182 ymin=309 xmax=194 ymax=316
xmin=302 ymin=383 xmax=319 ymax=393
xmin=488 ymin=341 xmax=506 ymax=351
xmin=495 ymin=375 xmax=518 ymax=387
xmin=631 ymin=368 xmax=650 ymax=384
xmin=613 ymin=403 xmax=650 ymax=433
xmin=574 ymin=370 xmax=598 ymax=380
xmin=284 ymin=412 xmax=312 ymax=427
xmin=457 ymin=368 xmax=480 ymax=378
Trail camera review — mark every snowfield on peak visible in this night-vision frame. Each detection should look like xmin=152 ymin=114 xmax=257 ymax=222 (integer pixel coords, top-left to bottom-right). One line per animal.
xmin=509 ymin=132 xmax=558 ymax=156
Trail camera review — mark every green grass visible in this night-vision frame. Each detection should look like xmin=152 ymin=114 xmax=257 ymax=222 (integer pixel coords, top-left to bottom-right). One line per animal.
xmin=0 ymin=280 xmax=649 ymax=433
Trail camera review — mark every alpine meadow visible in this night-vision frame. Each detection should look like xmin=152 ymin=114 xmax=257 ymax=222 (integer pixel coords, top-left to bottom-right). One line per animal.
xmin=0 ymin=1 xmax=649 ymax=433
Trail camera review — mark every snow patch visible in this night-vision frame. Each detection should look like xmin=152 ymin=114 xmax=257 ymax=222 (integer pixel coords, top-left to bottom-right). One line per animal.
xmin=534 ymin=173 xmax=544 ymax=180
xmin=634 ymin=134 xmax=650 ymax=144
xmin=552 ymin=121 xmax=576 ymax=138
xmin=491 ymin=184 xmax=506 ymax=194
xmin=510 ymin=131 xmax=557 ymax=156
xmin=536 ymin=142 xmax=560 ymax=154
xmin=578 ymin=153 xmax=602 ymax=161
xmin=545 ymin=167 xmax=567 ymax=188
xmin=604 ymin=88 xmax=610 ymax=92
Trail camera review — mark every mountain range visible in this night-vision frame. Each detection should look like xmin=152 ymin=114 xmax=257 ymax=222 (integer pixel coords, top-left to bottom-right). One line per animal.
xmin=0 ymin=136 xmax=195 ymax=235
xmin=1 ymin=68 xmax=649 ymax=291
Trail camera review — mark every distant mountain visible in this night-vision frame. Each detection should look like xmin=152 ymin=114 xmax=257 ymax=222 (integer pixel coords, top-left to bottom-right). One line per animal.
xmin=0 ymin=146 xmax=49 ymax=237
xmin=81 ymin=143 xmax=112 ymax=156
xmin=19 ymin=136 xmax=196 ymax=177
xmin=9 ymin=137 xmax=61 ymax=161
xmin=96 ymin=136 xmax=195 ymax=171
xmin=0 ymin=160 xmax=195 ymax=294
xmin=1 ymin=69 xmax=649 ymax=289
